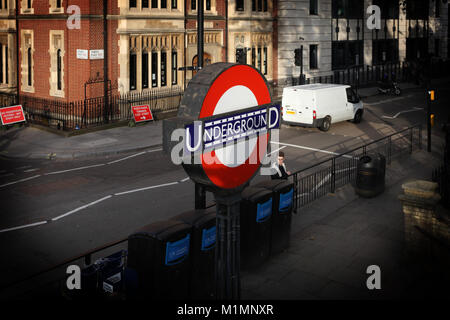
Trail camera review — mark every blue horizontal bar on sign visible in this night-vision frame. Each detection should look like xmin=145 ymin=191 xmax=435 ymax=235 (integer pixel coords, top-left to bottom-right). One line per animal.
xmin=201 ymin=226 xmax=216 ymax=251
xmin=279 ymin=188 xmax=293 ymax=213
xmin=165 ymin=234 xmax=190 ymax=266
xmin=256 ymin=198 xmax=272 ymax=223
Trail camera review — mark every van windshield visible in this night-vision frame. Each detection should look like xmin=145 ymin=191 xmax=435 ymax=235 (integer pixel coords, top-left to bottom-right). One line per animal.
xmin=346 ymin=88 xmax=359 ymax=103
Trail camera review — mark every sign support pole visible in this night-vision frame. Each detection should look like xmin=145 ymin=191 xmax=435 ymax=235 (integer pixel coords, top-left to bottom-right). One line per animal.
xmin=214 ymin=192 xmax=242 ymax=300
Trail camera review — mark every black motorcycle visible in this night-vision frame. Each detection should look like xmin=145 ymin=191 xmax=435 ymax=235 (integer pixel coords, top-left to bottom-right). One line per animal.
xmin=378 ymin=80 xmax=401 ymax=96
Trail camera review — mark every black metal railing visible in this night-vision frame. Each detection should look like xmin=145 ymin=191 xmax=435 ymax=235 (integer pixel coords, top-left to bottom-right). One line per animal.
xmin=0 ymin=87 xmax=183 ymax=131
xmin=432 ymin=124 xmax=450 ymax=209
xmin=290 ymin=124 xmax=422 ymax=211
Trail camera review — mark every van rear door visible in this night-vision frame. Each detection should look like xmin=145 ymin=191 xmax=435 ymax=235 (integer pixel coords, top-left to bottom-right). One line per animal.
xmin=282 ymin=88 xmax=313 ymax=125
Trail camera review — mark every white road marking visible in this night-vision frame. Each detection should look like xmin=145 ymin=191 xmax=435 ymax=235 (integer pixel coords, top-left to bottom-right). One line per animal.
xmin=51 ymin=195 xmax=113 ymax=222
xmin=114 ymin=182 xmax=179 ymax=196
xmin=0 ymin=175 xmax=41 ymax=188
xmin=44 ymin=163 xmax=106 ymax=175
xmin=382 ymin=107 xmax=423 ymax=119
xmin=267 ymin=146 xmax=286 ymax=156
xmin=23 ymin=168 xmax=39 ymax=173
xmin=0 ymin=173 xmax=14 ymax=178
xmin=365 ymin=94 xmax=414 ymax=106
xmin=271 ymin=141 xmax=354 ymax=159
xmin=0 ymin=173 xmax=191 ymax=234
xmin=0 ymin=221 xmax=47 ymax=234
xmin=0 ymin=149 xmax=163 ymax=189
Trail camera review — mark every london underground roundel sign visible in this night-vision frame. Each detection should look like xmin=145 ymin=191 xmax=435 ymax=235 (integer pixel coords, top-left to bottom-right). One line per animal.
xmin=178 ymin=63 xmax=279 ymax=191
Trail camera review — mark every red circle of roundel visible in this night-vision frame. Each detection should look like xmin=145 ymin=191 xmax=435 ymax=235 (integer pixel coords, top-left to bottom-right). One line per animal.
xmin=199 ymin=65 xmax=271 ymax=189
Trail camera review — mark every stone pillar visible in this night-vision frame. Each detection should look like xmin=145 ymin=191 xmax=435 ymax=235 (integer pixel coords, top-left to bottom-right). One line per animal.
xmin=399 ymin=180 xmax=450 ymax=263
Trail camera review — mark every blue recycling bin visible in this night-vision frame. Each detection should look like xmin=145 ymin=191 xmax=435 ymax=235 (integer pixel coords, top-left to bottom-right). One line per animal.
xmin=126 ymin=220 xmax=191 ymax=300
xmin=171 ymin=208 xmax=216 ymax=299
xmin=240 ymin=186 xmax=273 ymax=270
xmin=254 ymin=180 xmax=294 ymax=255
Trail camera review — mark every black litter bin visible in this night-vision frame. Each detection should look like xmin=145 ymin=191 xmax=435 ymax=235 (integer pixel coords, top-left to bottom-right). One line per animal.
xmin=355 ymin=153 xmax=386 ymax=198
xmin=240 ymin=186 xmax=273 ymax=270
xmin=254 ymin=180 xmax=294 ymax=255
xmin=171 ymin=208 xmax=216 ymax=300
xmin=126 ymin=220 xmax=191 ymax=300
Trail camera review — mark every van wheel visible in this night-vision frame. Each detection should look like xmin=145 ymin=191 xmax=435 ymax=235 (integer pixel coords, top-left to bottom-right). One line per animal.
xmin=353 ymin=110 xmax=363 ymax=124
xmin=319 ymin=117 xmax=331 ymax=132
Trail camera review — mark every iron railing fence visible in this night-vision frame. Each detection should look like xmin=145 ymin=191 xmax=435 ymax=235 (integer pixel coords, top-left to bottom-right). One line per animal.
xmin=432 ymin=127 xmax=450 ymax=209
xmin=0 ymin=87 xmax=183 ymax=131
xmin=291 ymin=125 xmax=422 ymax=211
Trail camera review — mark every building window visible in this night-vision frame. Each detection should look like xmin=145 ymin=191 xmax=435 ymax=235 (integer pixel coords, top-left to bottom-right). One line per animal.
xmin=152 ymin=0 xmax=157 ymax=8
xmin=56 ymin=0 xmax=61 ymax=7
xmin=435 ymin=0 xmax=440 ymax=18
xmin=142 ymin=0 xmax=148 ymax=8
xmin=130 ymin=52 xmax=137 ymax=91
xmin=257 ymin=47 xmax=262 ymax=71
xmin=27 ymin=47 xmax=32 ymax=86
xmin=236 ymin=0 xmax=244 ymax=11
xmin=191 ymin=0 xmax=195 ymax=10
xmin=27 ymin=0 xmax=31 ymax=8
xmin=252 ymin=0 xmax=267 ymax=12
xmin=57 ymin=49 xmax=62 ymax=90
xmin=151 ymin=51 xmax=158 ymax=87
xmin=172 ymin=0 xmax=177 ymax=9
xmin=406 ymin=0 xmax=429 ymax=20
xmin=0 ymin=46 xmax=3 ymax=83
xmin=161 ymin=51 xmax=167 ymax=86
xmin=130 ymin=0 xmax=137 ymax=7
xmin=5 ymin=45 xmax=8 ymax=84
xmin=172 ymin=50 xmax=177 ymax=85
xmin=372 ymin=39 xmax=399 ymax=65
xmin=142 ymin=51 xmax=149 ymax=89
xmin=161 ymin=0 xmax=167 ymax=9
xmin=206 ymin=0 xmax=210 ymax=10
xmin=310 ymin=45 xmax=318 ymax=69
xmin=263 ymin=47 xmax=267 ymax=75
xmin=310 ymin=0 xmax=318 ymax=15
xmin=372 ymin=0 xmax=399 ymax=19
xmin=251 ymin=48 xmax=255 ymax=66
xmin=332 ymin=0 xmax=363 ymax=19
xmin=332 ymin=40 xmax=363 ymax=70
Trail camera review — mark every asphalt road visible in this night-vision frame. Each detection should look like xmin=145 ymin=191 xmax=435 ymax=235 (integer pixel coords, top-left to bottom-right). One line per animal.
xmin=0 ymin=81 xmax=449 ymax=294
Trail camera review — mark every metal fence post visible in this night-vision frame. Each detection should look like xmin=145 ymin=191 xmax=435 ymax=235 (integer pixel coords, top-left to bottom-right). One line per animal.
xmin=293 ymin=173 xmax=298 ymax=214
xmin=331 ymin=158 xmax=336 ymax=193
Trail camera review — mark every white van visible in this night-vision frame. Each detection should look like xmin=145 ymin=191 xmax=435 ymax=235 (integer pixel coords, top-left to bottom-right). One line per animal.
xmin=281 ymin=84 xmax=364 ymax=131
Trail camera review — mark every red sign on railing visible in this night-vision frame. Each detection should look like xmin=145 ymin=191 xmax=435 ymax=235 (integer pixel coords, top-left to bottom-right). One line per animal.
xmin=131 ymin=105 xmax=153 ymax=123
xmin=0 ymin=105 xmax=26 ymax=125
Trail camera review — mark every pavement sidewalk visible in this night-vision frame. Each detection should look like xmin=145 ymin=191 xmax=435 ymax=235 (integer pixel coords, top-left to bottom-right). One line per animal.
xmin=241 ymin=136 xmax=450 ymax=300
xmin=0 ymin=121 xmax=162 ymax=160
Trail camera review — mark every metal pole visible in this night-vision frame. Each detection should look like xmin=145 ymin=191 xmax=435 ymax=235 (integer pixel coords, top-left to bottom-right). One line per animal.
xmin=427 ymin=88 xmax=431 ymax=153
xmin=300 ymin=45 xmax=303 ymax=84
xmin=214 ymin=192 xmax=241 ymax=300
xmin=197 ymin=0 xmax=204 ymax=70
xmin=195 ymin=183 xmax=206 ymax=209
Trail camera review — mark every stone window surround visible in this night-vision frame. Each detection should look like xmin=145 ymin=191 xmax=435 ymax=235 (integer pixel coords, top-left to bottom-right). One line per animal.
xmin=20 ymin=0 xmax=34 ymax=14
xmin=20 ymin=29 xmax=34 ymax=93
xmin=189 ymin=0 xmax=217 ymax=15
xmin=50 ymin=0 xmax=64 ymax=14
xmin=233 ymin=0 xmax=272 ymax=15
xmin=49 ymin=30 xmax=65 ymax=98
xmin=128 ymin=34 xmax=182 ymax=92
